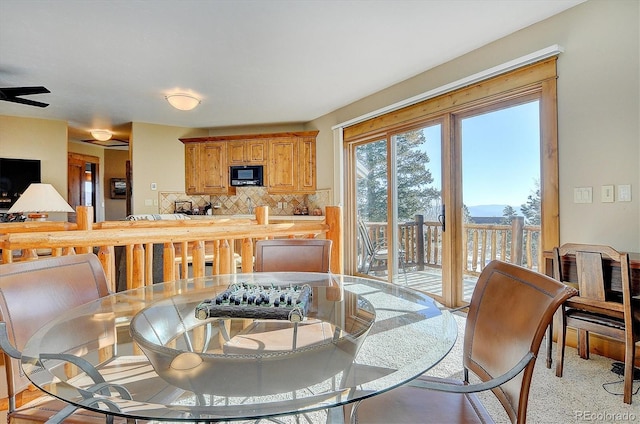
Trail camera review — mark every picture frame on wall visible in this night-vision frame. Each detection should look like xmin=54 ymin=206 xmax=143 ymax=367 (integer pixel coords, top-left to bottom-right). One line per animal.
xmin=110 ymin=178 xmax=127 ymax=199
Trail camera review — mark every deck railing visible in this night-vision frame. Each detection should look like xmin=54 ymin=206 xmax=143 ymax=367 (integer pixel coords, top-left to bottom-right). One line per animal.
xmin=360 ymin=215 xmax=541 ymax=276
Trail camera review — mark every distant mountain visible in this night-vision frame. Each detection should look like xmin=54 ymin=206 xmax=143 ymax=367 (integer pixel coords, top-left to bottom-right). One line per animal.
xmin=467 ymin=204 xmax=521 ymax=217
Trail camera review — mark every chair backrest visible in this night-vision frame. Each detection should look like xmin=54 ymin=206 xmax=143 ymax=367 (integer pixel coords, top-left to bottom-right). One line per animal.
xmin=463 ymin=260 xmax=577 ymax=423
xmin=0 ymin=253 xmax=111 ymax=401
xmin=552 ymin=243 xmax=631 ymax=304
xmin=357 ymin=220 xmax=376 ymax=257
xmin=254 ymin=239 xmax=332 ymax=272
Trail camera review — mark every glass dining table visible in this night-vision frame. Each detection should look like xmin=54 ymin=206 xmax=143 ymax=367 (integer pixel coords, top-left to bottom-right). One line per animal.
xmin=21 ymin=272 xmax=457 ymax=423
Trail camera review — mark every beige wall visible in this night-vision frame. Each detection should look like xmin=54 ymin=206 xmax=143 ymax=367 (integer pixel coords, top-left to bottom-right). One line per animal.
xmin=130 ymin=122 xmax=207 ymax=214
xmin=309 ymin=0 xmax=640 ymax=252
xmin=0 ymin=115 xmax=70 ymax=221
xmin=104 ymin=149 xmax=129 ymax=220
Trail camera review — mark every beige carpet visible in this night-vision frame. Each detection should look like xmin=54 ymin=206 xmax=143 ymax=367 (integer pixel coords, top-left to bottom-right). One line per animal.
xmin=424 ymin=314 xmax=640 ymax=424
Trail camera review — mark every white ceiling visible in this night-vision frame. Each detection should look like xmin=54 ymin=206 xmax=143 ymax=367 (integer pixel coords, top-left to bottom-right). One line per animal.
xmin=0 ymin=0 xmax=584 ymax=143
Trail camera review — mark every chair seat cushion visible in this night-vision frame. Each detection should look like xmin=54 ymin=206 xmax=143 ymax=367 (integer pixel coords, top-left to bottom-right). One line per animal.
xmin=345 ymin=376 xmax=494 ymax=424
xmin=566 ymin=309 xmax=625 ymax=330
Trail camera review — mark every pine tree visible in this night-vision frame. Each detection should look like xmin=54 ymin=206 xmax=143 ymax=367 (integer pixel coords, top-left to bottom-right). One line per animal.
xmin=356 ymin=130 xmax=440 ymax=222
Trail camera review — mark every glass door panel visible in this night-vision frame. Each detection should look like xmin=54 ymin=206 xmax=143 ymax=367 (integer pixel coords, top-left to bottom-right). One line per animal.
xmin=391 ymin=124 xmax=443 ymax=294
xmin=355 ymin=139 xmax=389 ymax=280
xmin=459 ymin=100 xmax=541 ymax=302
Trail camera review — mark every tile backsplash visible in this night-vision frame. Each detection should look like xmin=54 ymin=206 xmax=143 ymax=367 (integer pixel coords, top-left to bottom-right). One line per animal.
xmin=159 ymin=188 xmax=331 ymax=216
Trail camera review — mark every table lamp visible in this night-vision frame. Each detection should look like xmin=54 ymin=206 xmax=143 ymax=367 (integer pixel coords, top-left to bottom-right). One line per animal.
xmin=7 ymin=183 xmax=74 ymax=221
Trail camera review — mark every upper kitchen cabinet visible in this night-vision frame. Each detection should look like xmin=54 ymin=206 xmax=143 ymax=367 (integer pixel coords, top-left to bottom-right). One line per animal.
xmin=181 ymin=130 xmax=317 ymax=194
xmin=227 ymin=139 xmax=266 ymax=165
xmin=267 ymin=131 xmax=318 ymax=193
xmin=182 ymin=140 xmax=228 ymax=194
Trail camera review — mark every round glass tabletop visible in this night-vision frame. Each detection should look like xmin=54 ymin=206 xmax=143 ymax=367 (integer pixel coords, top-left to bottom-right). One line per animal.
xmin=21 ymin=272 xmax=457 ymax=422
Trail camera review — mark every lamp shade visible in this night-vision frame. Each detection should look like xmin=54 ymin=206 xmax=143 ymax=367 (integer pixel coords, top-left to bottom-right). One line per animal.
xmin=91 ymin=129 xmax=112 ymax=141
xmin=166 ymin=94 xmax=201 ymax=111
xmin=7 ymin=183 xmax=74 ymax=219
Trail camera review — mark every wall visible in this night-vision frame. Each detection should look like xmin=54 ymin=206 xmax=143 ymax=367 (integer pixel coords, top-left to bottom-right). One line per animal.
xmin=308 ymin=0 xmax=640 ymax=252
xmin=104 ymin=149 xmax=129 ymax=220
xmin=130 ymin=122 xmax=207 ymax=214
xmin=0 ymin=115 xmax=70 ymax=221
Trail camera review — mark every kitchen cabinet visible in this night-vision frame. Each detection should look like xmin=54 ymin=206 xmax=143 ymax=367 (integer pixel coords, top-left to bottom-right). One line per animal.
xmin=267 ymin=132 xmax=317 ymax=193
xmin=227 ymin=140 xmax=266 ymax=165
xmin=181 ymin=131 xmax=317 ymax=194
xmin=183 ymin=141 xmax=228 ymax=194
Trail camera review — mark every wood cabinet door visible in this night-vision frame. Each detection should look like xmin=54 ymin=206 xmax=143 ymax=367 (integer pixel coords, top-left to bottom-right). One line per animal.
xmin=247 ymin=140 xmax=266 ymax=163
xmin=200 ymin=142 xmax=228 ymax=192
xmin=227 ymin=141 xmax=246 ymax=165
xmin=268 ymin=139 xmax=297 ymax=192
xmin=185 ymin=143 xmax=200 ymax=194
xmin=228 ymin=140 xmax=266 ymax=164
xmin=298 ymin=137 xmax=316 ymax=192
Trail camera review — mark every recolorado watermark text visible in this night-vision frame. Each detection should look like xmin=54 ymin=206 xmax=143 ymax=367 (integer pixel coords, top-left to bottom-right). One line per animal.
xmin=575 ymin=411 xmax=636 ymax=421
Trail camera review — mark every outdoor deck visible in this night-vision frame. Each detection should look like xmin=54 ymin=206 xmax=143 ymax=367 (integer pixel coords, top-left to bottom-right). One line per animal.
xmin=370 ymin=268 xmax=478 ymax=303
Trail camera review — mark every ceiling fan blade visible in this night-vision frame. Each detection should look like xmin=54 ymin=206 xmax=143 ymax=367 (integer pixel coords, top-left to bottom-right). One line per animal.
xmin=1 ymin=96 xmax=49 ymax=108
xmin=0 ymin=86 xmax=50 ymax=96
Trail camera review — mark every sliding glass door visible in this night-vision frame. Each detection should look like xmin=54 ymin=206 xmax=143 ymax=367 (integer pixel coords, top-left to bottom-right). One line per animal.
xmin=458 ymin=99 xmax=542 ymax=302
xmin=353 ymin=121 xmax=445 ymax=293
xmin=344 ymin=59 xmax=558 ymax=308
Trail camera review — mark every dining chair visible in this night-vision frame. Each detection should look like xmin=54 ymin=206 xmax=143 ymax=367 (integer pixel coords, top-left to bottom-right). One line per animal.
xmin=254 ymin=238 xmax=332 ymax=272
xmin=344 ymin=260 xmax=577 ymax=424
xmin=553 ymin=243 xmax=638 ymax=404
xmin=357 ymin=219 xmax=407 ymax=284
xmin=0 ymin=254 xmax=133 ymax=423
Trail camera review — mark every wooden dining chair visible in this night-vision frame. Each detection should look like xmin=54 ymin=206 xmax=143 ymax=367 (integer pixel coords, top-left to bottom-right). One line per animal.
xmin=344 ymin=260 xmax=577 ymax=424
xmin=553 ymin=243 xmax=638 ymax=404
xmin=0 ymin=254 xmax=131 ymax=423
xmin=254 ymin=239 xmax=332 ymax=272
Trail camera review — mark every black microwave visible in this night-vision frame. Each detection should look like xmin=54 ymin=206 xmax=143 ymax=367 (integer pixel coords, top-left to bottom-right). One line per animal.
xmin=230 ymin=165 xmax=263 ymax=186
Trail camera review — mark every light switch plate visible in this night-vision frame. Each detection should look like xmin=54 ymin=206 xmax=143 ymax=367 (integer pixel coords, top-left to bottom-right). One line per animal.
xmin=601 ymin=185 xmax=614 ymax=203
xmin=618 ymin=184 xmax=632 ymax=202
xmin=573 ymin=187 xmax=592 ymax=204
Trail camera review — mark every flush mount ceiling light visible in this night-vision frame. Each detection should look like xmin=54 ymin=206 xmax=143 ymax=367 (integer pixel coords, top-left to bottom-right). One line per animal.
xmin=166 ymin=93 xmax=201 ymax=111
xmin=91 ymin=129 xmax=112 ymax=141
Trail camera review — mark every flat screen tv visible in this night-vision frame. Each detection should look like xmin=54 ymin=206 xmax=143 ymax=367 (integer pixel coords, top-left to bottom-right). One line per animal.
xmin=0 ymin=158 xmax=42 ymax=210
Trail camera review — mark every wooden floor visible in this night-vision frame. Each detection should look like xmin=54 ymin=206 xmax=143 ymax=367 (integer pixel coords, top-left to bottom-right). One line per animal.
xmin=368 ymin=267 xmax=479 ymax=303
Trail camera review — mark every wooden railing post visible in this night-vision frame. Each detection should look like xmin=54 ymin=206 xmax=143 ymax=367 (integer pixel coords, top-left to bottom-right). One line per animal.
xmin=75 ymin=206 xmax=93 ymax=254
xmin=325 ymin=206 xmax=343 ymax=274
xmin=415 ymin=214 xmax=425 ymax=271
xmin=511 ymin=216 xmax=524 ymax=266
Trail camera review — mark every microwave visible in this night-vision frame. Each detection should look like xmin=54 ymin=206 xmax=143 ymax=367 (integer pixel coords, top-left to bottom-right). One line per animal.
xmin=230 ymin=165 xmax=263 ymax=186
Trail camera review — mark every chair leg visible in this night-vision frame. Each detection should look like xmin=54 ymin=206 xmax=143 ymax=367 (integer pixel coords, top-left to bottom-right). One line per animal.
xmin=623 ymin=338 xmax=635 ymax=404
xmin=555 ymin=307 xmax=567 ymax=377
xmin=546 ymin=322 xmax=553 ymax=368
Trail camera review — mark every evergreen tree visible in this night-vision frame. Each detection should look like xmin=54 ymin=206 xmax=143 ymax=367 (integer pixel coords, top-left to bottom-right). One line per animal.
xmin=501 ymin=205 xmax=518 ymax=224
xmin=520 ymin=181 xmax=541 ymax=225
xmin=356 ymin=130 xmax=440 ymax=222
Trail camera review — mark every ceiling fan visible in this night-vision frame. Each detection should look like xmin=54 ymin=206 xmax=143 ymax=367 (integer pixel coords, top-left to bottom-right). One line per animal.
xmin=0 ymin=86 xmax=50 ymax=107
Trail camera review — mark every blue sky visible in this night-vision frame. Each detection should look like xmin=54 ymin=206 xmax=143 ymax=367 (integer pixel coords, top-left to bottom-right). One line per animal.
xmin=421 ymin=100 xmax=540 ymax=208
